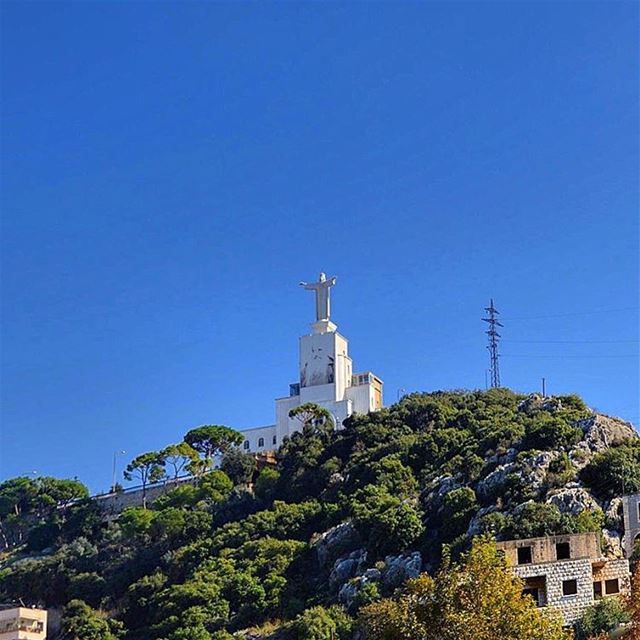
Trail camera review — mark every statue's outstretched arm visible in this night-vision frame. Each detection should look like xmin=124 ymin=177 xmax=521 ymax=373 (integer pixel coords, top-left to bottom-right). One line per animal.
xmin=300 ymin=282 xmax=315 ymax=290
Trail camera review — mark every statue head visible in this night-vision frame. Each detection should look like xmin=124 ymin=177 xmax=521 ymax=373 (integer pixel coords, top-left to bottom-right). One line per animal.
xmin=319 ymin=272 xmax=326 ymax=282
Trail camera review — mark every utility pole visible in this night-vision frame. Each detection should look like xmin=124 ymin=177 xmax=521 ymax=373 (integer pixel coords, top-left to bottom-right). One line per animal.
xmin=111 ymin=450 xmax=126 ymax=493
xmin=542 ymin=377 xmax=546 ymax=397
xmin=482 ymin=299 xmax=503 ymax=388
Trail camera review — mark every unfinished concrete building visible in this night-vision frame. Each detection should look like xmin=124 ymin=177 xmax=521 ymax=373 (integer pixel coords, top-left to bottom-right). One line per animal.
xmin=622 ymin=493 xmax=640 ymax=559
xmin=497 ymin=532 xmax=630 ymax=625
xmin=0 ymin=606 xmax=47 ymax=639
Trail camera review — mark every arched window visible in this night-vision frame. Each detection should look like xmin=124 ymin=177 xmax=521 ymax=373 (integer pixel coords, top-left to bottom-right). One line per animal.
xmin=243 ymin=440 xmax=250 ymax=450
xmin=272 ymin=435 xmax=277 ymax=445
xmin=258 ymin=437 xmax=265 ymax=448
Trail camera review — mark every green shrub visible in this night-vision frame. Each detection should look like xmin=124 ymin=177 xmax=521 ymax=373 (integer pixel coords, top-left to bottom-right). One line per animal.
xmin=60 ymin=599 xmax=123 ymax=640
xmin=574 ymin=598 xmax=630 ymax=640
xmin=221 ymin=449 xmax=257 ymax=486
xmin=503 ymin=503 xmax=564 ymax=539
xmin=254 ymin=467 xmax=280 ymax=501
xmin=544 ymin=453 xmax=576 ymax=490
xmin=291 ymin=605 xmax=353 ymax=640
xmin=523 ymin=414 xmax=582 ymax=450
xmin=352 ymin=581 xmax=381 ymax=610
xmin=580 ymin=441 xmax=640 ymax=499
xmin=439 ymin=487 xmax=478 ymax=540
xmin=350 ymin=484 xmax=424 ymax=557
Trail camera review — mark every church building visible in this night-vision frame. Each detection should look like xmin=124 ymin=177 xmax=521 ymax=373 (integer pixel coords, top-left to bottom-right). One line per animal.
xmin=241 ymin=273 xmax=383 ymax=452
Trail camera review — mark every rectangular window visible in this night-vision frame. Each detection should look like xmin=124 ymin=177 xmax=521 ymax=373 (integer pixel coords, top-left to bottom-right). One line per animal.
xmin=605 ymin=579 xmax=620 ymax=595
xmin=517 ymin=546 xmax=532 ymax=565
xmin=593 ymin=582 xmax=603 ymax=599
xmin=556 ymin=542 xmax=571 ymax=560
xmin=562 ymin=579 xmax=578 ymax=596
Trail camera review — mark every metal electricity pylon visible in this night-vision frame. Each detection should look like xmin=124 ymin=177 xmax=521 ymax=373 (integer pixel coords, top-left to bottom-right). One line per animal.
xmin=482 ymin=299 xmax=503 ymax=388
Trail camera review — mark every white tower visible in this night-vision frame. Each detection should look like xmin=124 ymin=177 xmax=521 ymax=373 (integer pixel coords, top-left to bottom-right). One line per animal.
xmin=241 ymin=273 xmax=383 ymax=452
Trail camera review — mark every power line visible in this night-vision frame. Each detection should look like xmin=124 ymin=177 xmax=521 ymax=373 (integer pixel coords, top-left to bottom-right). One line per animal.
xmin=502 ymin=354 xmax=638 ymax=359
xmin=482 ymin=299 xmax=502 ymax=388
xmin=503 ymin=307 xmax=639 ymax=321
xmin=503 ymin=339 xmax=638 ymax=344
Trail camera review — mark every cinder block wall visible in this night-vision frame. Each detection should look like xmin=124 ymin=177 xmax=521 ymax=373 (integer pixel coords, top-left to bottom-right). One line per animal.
xmin=513 ymin=558 xmax=594 ymax=624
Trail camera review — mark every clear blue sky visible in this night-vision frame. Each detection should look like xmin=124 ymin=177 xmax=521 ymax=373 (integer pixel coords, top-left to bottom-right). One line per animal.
xmin=1 ymin=1 xmax=638 ymax=493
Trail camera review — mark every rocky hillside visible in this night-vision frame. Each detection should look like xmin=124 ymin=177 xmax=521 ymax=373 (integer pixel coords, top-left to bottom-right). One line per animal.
xmin=0 ymin=389 xmax=638 ymax=639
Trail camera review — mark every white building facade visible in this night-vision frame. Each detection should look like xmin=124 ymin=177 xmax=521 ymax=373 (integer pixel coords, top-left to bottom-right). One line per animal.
xmin=241 ymin=275 xmax=383 ymax=453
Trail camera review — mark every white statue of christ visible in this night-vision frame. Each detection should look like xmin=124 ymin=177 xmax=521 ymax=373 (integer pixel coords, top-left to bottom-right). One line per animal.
xmin=300 ymin=272 xmax=337 ymax=321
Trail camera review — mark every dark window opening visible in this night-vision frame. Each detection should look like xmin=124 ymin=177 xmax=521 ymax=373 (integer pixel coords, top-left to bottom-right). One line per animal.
xmin=517 ymin=546 xmax=533 ymax=565
xmin=605 ymin=579 xmax=620 ymax=595
xmin=593 ymin=582 xmax=602 ymax=599
xmin=243 ymin=441 xmax=250 ymax=450
xmin=556 ymin=542 xmax=571 ymax=560
xmin=258 ymin=437 xmax=265 ymax=447
xmin=272 ymin=435 xmax=277 ymax=445
xmin=562 ymin=580 xmax=578 ymax=596
xmin=523 ymin=576 xmax=546 ymax=607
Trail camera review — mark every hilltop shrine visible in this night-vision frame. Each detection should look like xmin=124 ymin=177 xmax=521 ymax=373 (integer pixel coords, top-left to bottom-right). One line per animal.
xmin=241 ymin=273 xmax=383 ymax=452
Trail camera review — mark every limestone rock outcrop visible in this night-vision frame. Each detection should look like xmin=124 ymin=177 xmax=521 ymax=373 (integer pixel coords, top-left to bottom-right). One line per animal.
xmin=312 ymin=521 xmax=360 ymax=568
xmin=476 ymin=451 xmax=559 ymax=501
xmin=329 ymin=549 xmax=367 ymax=587
xmin=422 ymin=475 xmax=461 ymax=508
xmin=577 ymin=414 xmax=638 ymax=453
xmin=381 ymin=551 xmax=422 ymax=589
xmin=605 ymin=497 xmax=624 ymax=530
xmin=336 ymin=551 xmax=423 ymax=608
xmin=601 ymin=529 xmax=625 ymax=559
xmin=546 ymin=487 xmax=600 ymax=515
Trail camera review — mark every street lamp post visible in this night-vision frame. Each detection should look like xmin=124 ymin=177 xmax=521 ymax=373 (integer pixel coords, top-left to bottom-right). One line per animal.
xmin=111 ymin=450 xmax=126 ymax=493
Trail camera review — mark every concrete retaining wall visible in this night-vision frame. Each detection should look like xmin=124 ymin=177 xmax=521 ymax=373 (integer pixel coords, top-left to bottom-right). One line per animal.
xmin=93 ymin=475 xmax=198 ymax=516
